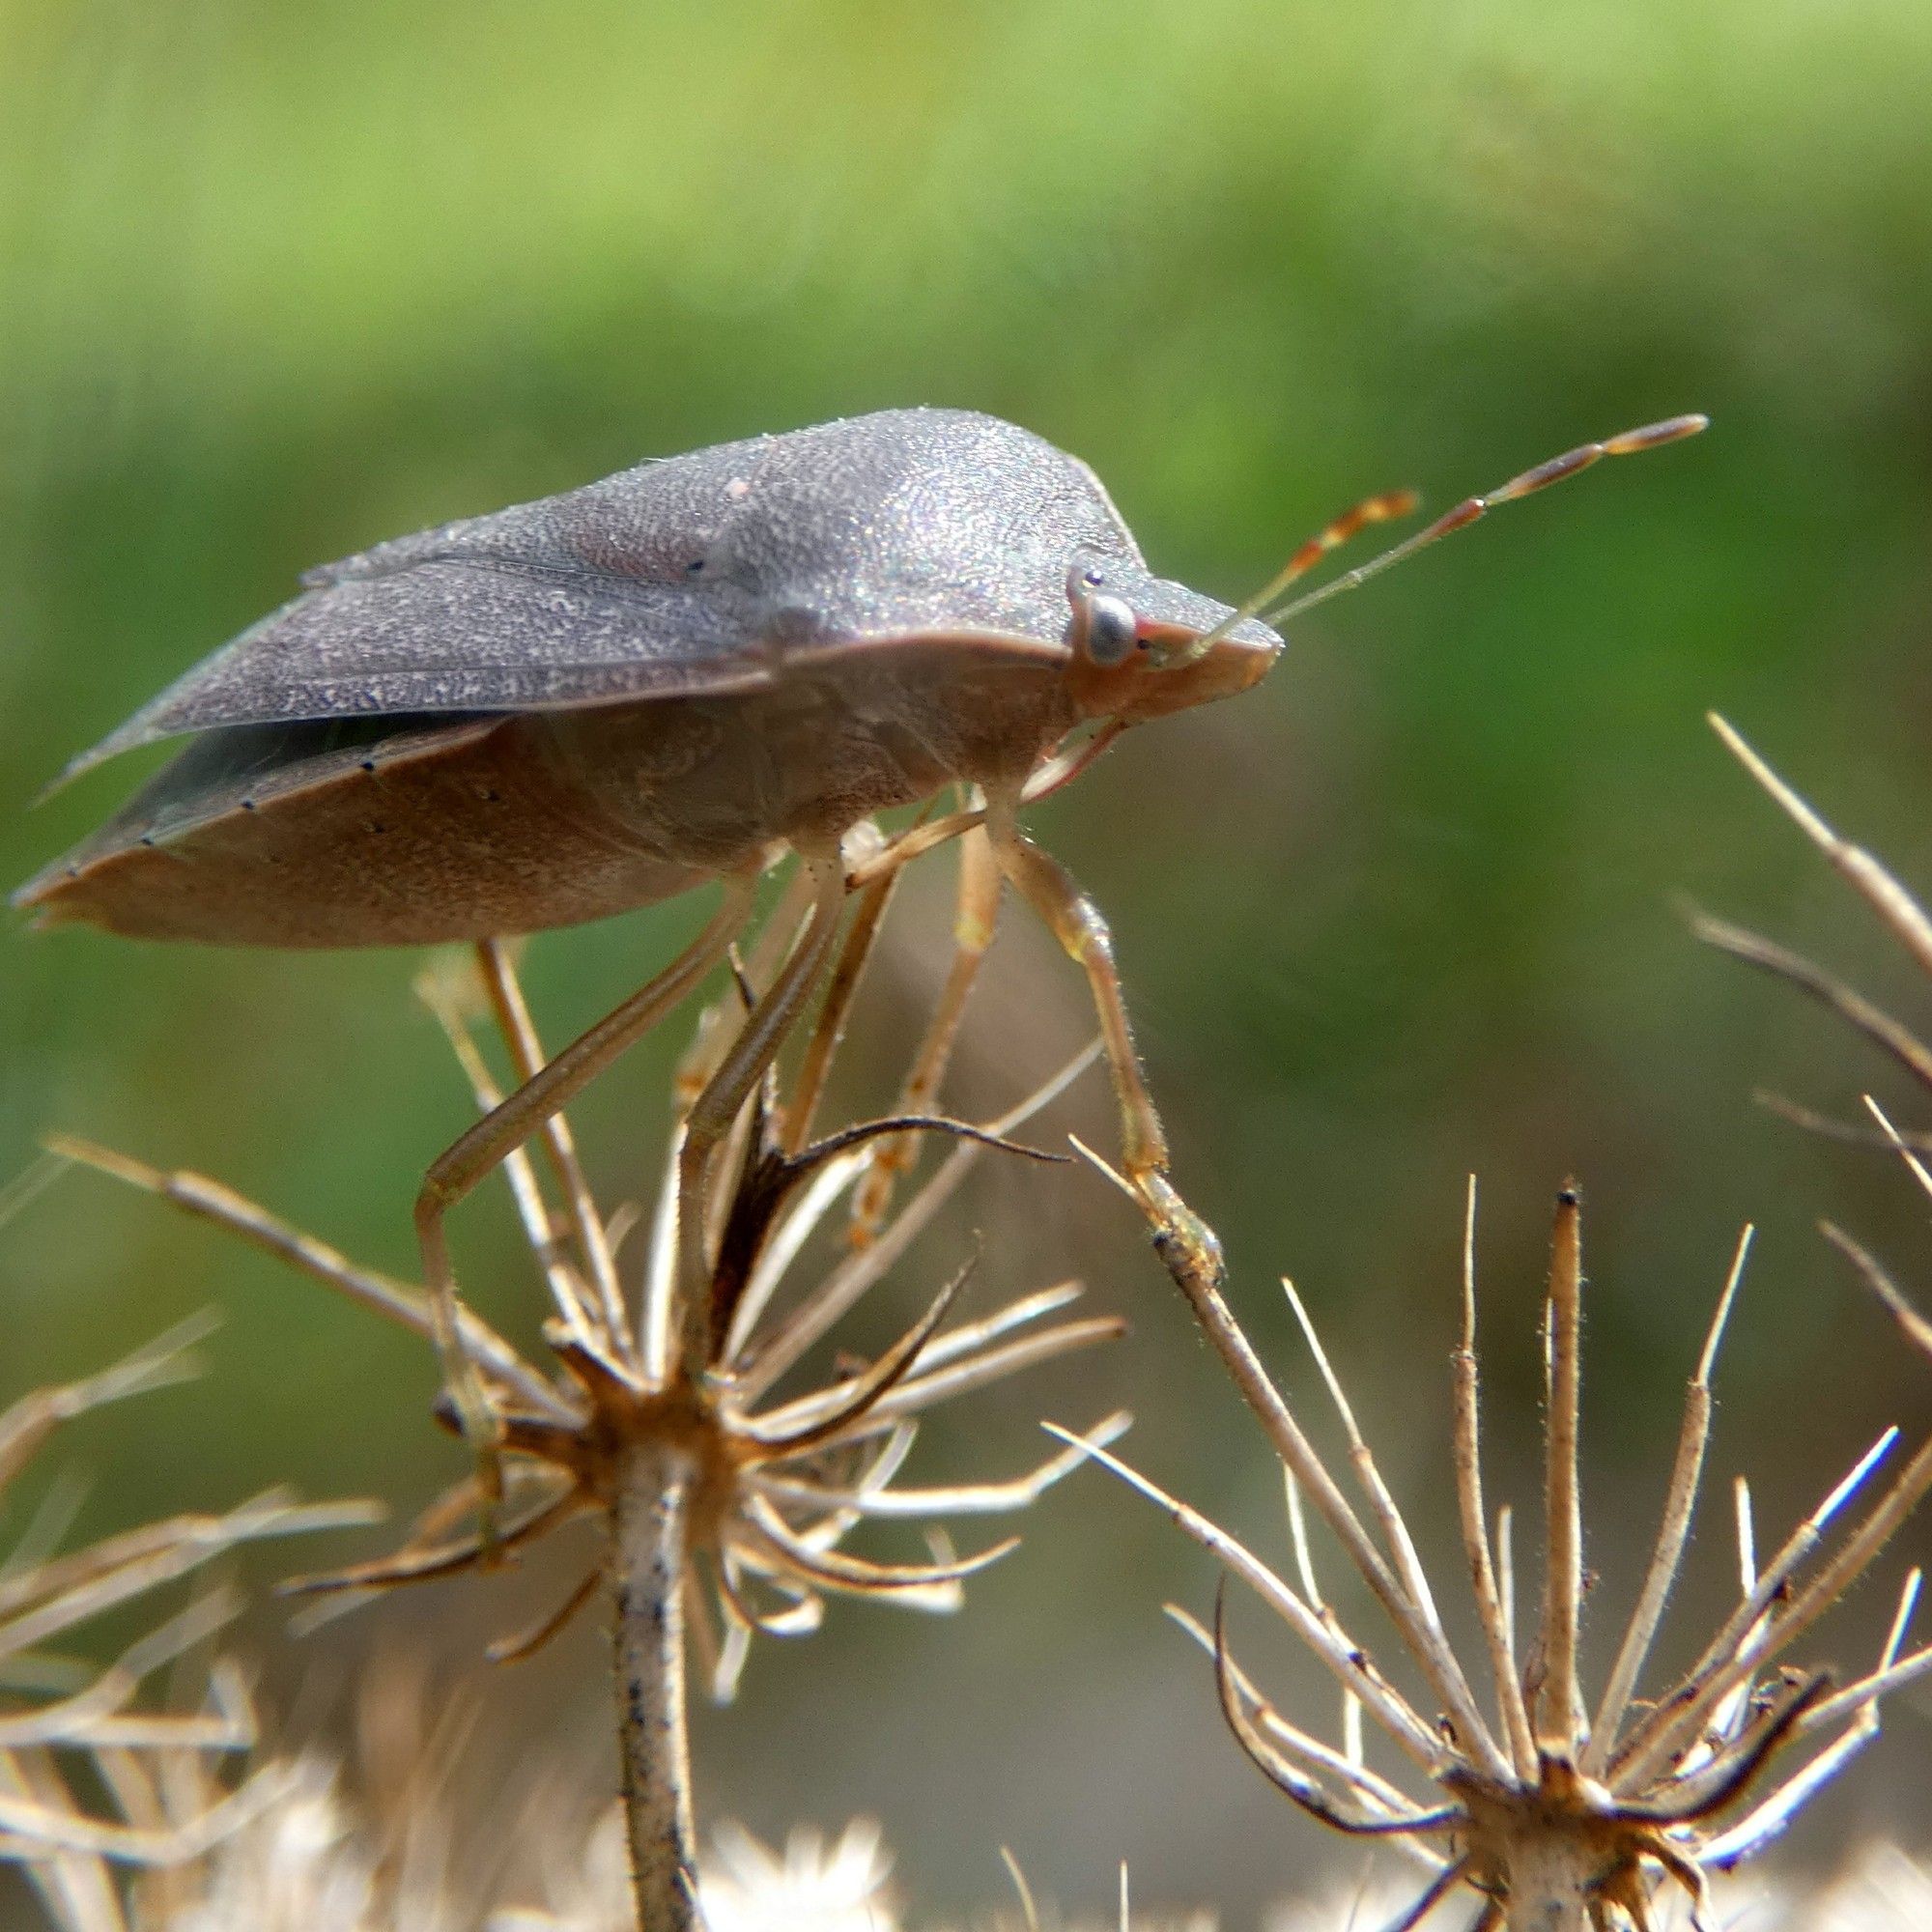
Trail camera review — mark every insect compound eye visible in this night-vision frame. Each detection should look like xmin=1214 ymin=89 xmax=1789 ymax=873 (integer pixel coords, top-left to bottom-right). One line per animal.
xmin=1081 ymin=593 xmax=1140 ymax=668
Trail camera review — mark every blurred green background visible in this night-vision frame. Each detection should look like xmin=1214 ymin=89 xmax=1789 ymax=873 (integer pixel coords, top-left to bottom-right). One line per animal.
xmin=5 ymin=0 xmax=1932 ymax=1921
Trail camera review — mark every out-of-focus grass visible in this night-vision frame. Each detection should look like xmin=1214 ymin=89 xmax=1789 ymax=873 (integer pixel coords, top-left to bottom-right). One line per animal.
xmin=3 ymin=2 xmax=1931 ymax=1919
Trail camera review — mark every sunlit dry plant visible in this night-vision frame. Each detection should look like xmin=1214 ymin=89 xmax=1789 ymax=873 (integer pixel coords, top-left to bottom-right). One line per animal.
xmin=1695 ymin=713 xmax=1932 ymax=1376
xmin=1804 ymin=1838 xmax=1932 ymax=1930
xmin=491 ymin=1810 xmax=901 ymax=1932
xmin=49 ymin=834 xmax=1126 ymax=1932
xmin=952 ymin=1848 xmax=1213 ymax=1932
xmin=1264 ymin=1849 xmax=1916 ymax=1931
xmin=13 ymin=1657 xmax=565 ymax=1932
xmin=20 ymin=1750 xmax=463 ymax=1932
xmin=1059 ymin=1173 xmax=1932 ymax=1930
xmin=0 ymin=1316 xmax=367 ymax=1930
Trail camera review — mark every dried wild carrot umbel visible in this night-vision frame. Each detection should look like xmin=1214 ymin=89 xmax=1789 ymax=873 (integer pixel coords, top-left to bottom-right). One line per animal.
xmin=1066 ymin=1171 xmax=1932 ymax=1931
xmin=52 ymin=863 xmax=1127 ymax=1932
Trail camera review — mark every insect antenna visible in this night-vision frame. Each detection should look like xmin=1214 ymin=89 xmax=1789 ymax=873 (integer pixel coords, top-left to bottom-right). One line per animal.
xmin=1181 ymin=412 xmax=1708 ymax=663
xmin=1176 ymin=488 xmax=1420 ymax=663
xmin=1265 ymin=412 xmax=1709 ymax=629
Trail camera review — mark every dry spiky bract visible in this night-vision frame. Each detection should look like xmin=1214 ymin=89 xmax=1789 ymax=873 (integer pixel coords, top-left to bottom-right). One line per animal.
xmin=1697 ymin=713 xmax=1932 ymax=1374
xmin=1063 ymin=1176 xmax=1932 ymax=1931
xmin=51 ymin=851 xmax=1125 ymax=1932
xmin=0 ymin=1321 xmax=370 ymax=1927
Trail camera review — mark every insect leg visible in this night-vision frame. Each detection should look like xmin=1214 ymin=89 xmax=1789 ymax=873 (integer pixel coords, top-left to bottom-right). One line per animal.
xmin=474 ymin=940 xmax=627 ymax=1351
xmin=783 ymin=842 xmax=900 ymax=1155
xmin=851 ymin=820 xmax=1003 ymax=1241
xmin=675 ymin=850 xmax=848 ymax=1381
xmin=981 ymin=793 xmax=1163 ymax=1168
xmin=983 ymin=792 xmax=1225 ymax=1279
xmin=413 ymin=866 xmax=759 ymax=1496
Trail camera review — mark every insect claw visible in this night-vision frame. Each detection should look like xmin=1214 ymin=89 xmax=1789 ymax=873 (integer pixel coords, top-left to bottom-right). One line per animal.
xmin=1137 ymin=1170 xmax=1226 ymax=1287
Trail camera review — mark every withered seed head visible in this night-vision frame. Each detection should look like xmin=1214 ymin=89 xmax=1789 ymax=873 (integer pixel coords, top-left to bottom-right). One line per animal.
xmin=56 ymin=873 xmax=1127 ymax=1697
xmin=1066 ymin=1174 xmax=1932 ymax=1931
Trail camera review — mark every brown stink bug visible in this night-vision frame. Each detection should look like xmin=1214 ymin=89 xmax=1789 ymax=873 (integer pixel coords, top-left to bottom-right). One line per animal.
xmin=15 ymin=405 xmax=1706 ymax=1400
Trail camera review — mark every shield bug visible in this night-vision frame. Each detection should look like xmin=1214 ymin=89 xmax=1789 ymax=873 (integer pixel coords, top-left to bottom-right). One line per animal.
xmin=16 ymin=404 xmax=1706 ymax=1344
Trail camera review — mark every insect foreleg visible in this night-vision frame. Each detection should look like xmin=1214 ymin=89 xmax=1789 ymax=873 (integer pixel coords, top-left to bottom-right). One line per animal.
xmin=675 ymin=849 xmax=848 ymax=1381
xmin=982 ymin=791 xmax=1167 ymax=1175
xmin=984 ymin=790 xmax=1225 ymax=1281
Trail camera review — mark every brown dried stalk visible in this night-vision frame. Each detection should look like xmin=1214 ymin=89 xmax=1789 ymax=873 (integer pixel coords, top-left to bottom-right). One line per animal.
xmin=1062 ymin=1169 xmax=1932 ymax=1930
xmin=1697 ymin=714 xmax=1932 ymax=1376
xmin=53 ymin=838 xmax=1125 ymax=1932
xmin=0 ymin=1318 xmax=371 ymax=1929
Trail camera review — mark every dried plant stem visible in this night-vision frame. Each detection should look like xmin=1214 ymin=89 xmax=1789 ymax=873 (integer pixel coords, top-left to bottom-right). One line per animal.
xmin=1077 ymin=1166 xmax=1929 ymax=1929
xmin=1500 ymin=1836 xmax=1597 ymax=1932
xmin=1074 ymin=1138 xmax=1507 ymax=1782
xmin=1709 ymin=712 xmax=1932 ymax=978
xmin=1583 ymin=1226 xmax=1747 ymax=1773
xmin=1538 ymin=1188 xmax=1585 ymax=1755
xmin=782 ymin=854 xmax=898 ymax=1157
xmin=42 ymin=1135 xmax=565 ymax=1419
xmin=612 ymin=1437 xmax=701 ymax=1932
xmin=1452 ymin=1179 xmax=1537 ymax=1778
xmin=1690 ymin=910 xmax=1932 ymax=1090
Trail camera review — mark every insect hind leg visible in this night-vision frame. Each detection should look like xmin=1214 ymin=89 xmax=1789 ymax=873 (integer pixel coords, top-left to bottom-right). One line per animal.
xmin=413 ymin=864 xmax=759 ymax=1498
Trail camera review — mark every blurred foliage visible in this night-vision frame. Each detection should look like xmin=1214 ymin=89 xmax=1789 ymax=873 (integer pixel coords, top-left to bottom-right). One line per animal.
xmin=4 ymin=0 xmax=1932 ymax=1922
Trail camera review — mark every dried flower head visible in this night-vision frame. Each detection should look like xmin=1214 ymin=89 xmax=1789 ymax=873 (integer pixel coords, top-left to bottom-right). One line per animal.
xmin=51 ymin=838 xmax=1125 ymax=1932
xmin=0 ymin=1316 xmax=369 ymax=1927
xmin=1064 ymin=1171 xmax=1932 ymax=1931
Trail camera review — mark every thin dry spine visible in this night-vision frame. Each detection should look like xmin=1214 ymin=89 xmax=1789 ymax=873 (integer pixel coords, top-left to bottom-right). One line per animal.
xmin=0 ymin=1317 xmax=373 ymax=1931
xmin=1697 ymin=714 xmax=1932 ymax=1376
xmin=987 ymin=1843 xmax=1213 ymax=1932
xmin=53 ymin=831 xmax=1126 ymax=1932
xmin=1064 ymin=1155 xmax=1932 ymax=1930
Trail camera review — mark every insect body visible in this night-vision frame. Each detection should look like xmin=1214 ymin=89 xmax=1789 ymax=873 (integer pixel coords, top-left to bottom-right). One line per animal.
xmin=17 ymin=404 xmax=1704 ymax=1392
xmin=19 ymin=406 xmax=1297 ymax=1455
xmin=19 ymin=410 xmax=1275 ymax=945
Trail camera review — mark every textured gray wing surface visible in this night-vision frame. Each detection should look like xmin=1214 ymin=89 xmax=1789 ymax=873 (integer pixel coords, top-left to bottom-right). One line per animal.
xmin=58 ymin=408 xmax=1237 ymax=784
xmin=57 ymin=563 xmax=769 ymax=784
